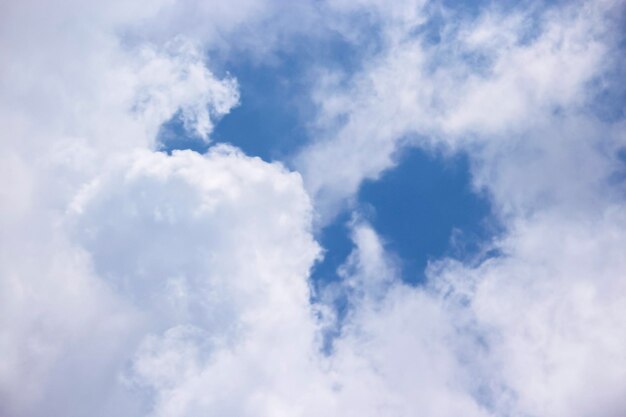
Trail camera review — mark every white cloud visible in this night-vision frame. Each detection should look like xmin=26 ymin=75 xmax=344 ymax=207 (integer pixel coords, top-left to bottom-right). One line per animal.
xmin=1 ymin=0 xmax=626 ymax=416
xmin=295 ymin=0 xmax=623 ymax=221
xmin=427 ymin=206 xmax=626 ymax=417
xmin=0 ymin=142 xmax=325 ymax=417
xmin=0 ymin=1 xmax=321 ymax=415
xmin=71 ymin=147 xmax=322 ymax=417
xmin=297 ymin=1 xmax=626 ymax=416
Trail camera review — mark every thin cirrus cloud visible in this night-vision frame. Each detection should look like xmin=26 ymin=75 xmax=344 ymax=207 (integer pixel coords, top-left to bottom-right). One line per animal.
xmin=0 ymin=1 xmax=625 ymax=417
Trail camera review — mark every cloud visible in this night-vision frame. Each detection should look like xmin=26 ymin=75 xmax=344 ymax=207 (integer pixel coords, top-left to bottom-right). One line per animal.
xmin=320 ymin=203 xmax=626 ymax=417
xmin=296 ymin=1 xmax=626 ymax=416
xmin=0 ymin=1 xmax=320 ymax=415
xmin=1 ymin=142 xmax=324 ymax=416
xmin=295 ymin=0 xmax=624 ymax=221
xmin=1 ymin=0 xmax=626 ymax=416
xmin=70 ymin=147 xmax=321 ymax=417
xmin=427 ymin=206 xmax=626 ymax=417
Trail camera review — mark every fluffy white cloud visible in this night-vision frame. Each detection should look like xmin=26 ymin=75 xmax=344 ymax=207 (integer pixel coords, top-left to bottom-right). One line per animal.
xmin=0 ymin=1 xmax=320 ymax=415
xmin=0 ymin=145 xmax=324 ymax=417
xmin=426 ymin=207 xmax=626 ymax=417
xmin=72 ymin=147 xmax=323 ymax=417
xmin=1 ymin=0 xmax=626 ymax=417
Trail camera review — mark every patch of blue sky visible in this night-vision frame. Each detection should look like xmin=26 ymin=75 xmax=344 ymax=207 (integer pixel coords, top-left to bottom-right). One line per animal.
xmin=159 ymin=28 xmax=366 ymax=159
xmin=157 ymin=110 xmax=211 ymax=154
xmin=311 ymin=148 xmax=499 ymax=290
xmin=358 ymin=148 xmax=498 ymax=283
xmin=609 ymin=148 xmax=626 ymax=188
xmin=210 ymin=58 xmax=312 ymax=162
xmin=588 ymin=25 xmax=626 ymax=123
xmin=210 ymin=32 xmax=367 ymax=161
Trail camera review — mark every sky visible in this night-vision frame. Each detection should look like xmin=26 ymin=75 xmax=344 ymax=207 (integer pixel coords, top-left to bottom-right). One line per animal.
xmin=1 ymin=1 xmax=625 ymax=417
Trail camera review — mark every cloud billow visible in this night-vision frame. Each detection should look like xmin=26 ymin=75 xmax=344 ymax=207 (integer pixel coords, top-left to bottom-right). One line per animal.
xmin=1 ymin=0 xmax=625 ymax=416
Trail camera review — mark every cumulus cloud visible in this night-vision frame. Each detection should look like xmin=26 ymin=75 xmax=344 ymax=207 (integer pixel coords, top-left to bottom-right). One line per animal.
xmin=1 ymin=0 xmax=626 ymax=417
xmin=72 ymin=147 xmax=321 ymax=417
xmin=1 ymin=1 xmax=316 ymax=415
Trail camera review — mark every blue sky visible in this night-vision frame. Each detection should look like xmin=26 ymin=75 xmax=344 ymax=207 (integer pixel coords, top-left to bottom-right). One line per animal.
xmin=2 ymin=1 xmax=626 ymax=416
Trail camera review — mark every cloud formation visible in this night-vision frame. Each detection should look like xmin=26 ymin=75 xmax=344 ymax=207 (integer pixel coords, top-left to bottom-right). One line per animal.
xmin=297 ymin=0 xmax=624 ymax=220
xmin=1 ymin=0 xmax=625 ymax=417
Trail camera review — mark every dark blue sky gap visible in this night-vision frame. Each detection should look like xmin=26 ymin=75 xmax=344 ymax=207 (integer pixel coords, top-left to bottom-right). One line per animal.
xmin=310 ymin=148 xmax=496 ymax=289
xmin=357 ymin=148 xmax=495 ymax=283
xmin=210 ymin=32 xmax=365 ymax=162
xmin=211 ymin=61 xmax=310 ymax=162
